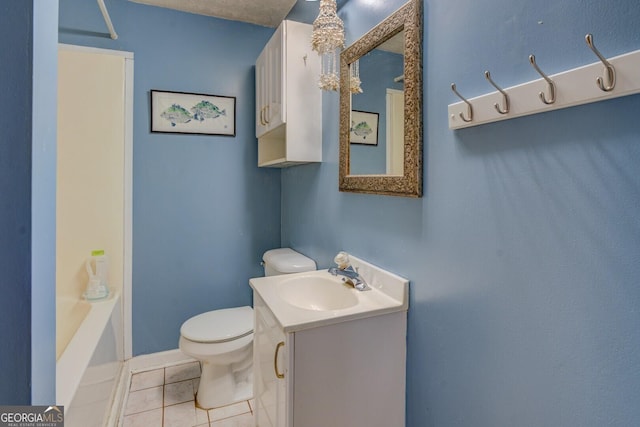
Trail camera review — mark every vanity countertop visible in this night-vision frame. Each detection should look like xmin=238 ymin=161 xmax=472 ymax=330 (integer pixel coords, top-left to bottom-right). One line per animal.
xmin=249 ymin=255 xmax=409 ymax=333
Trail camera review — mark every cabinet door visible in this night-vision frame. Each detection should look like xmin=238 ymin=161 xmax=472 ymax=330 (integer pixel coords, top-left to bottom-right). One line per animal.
xmin=255 ymin=48 xmax=268 ymax=138
xmin=265 ymin=23 xmax=284 ymax=132
xmin=254 ymin=297 xmax=288 ymax=427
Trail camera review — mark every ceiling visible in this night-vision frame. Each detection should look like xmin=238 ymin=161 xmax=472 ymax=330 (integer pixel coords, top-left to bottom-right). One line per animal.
xmin=128 ymin=0 xmax=350 ymax=28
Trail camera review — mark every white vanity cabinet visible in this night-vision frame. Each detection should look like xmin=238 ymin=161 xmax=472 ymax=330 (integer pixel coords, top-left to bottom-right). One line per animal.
xmin=252 ymin=294 xmax=407 ymax=427
xmin=255 ymin=20 xmax=322 ymax=168
xmin=253 ymin=295 xmax=288 ymax=427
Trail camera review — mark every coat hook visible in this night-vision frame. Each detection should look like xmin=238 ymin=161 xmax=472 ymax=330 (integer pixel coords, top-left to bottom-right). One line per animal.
xmin=451 ymin=83 xmax=473 ymax=122
xmin=528 ymin=55 xmax=556 ymax=104
xmin=585 ymin=33 xmax=615 ymax=92
xmin=484 ymin=71 xmax=510 ymax=114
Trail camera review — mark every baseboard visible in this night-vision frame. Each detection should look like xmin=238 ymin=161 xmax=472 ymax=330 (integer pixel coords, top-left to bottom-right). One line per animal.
xmin=127 ymin=349 xmax=197 ymax=374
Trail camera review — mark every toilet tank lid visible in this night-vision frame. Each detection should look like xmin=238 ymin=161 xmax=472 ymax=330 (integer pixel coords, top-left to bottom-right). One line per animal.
xmin=180 ymin=306 xmax=253 ymax=343
xmin=263 ymin=248 xmax=316 ymax=273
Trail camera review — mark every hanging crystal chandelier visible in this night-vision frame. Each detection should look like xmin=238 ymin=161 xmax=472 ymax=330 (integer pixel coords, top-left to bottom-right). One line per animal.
xmin=350 ymin=59 xmax=362 ymax=94
xmin=311 ymin=0 xmax=345 ymax=91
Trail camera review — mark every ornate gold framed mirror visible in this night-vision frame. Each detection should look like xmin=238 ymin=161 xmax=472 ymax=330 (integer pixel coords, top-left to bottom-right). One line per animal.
xmin=339 ymin=0 xmax=422 ymax=197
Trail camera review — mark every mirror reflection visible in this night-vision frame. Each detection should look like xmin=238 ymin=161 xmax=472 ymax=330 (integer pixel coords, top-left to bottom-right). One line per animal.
xmin=349 ymin=31 xmax=405 ymax=176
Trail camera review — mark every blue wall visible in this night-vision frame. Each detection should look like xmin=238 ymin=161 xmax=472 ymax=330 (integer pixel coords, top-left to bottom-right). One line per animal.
xmin=59 ymin=0 xmax=278 ymax=355
xmin=282 ymin=0 xmax=640 ymax=426
xmin=31 ymin=0 xmax=58 ymax=404
xmin=0 ymin=0 xmax=34 ymax=404
xmin=0 ymin=0 xmax=58 ymax=404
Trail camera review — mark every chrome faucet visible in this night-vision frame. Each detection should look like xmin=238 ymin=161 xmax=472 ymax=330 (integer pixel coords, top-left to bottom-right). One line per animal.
xmin=328 ymin=264 xmax=371 ymax=291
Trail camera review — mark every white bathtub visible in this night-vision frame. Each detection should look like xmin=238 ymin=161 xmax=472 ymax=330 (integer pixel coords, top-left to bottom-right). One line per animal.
xmin=57 ymin=292 xmax=124 ymax=427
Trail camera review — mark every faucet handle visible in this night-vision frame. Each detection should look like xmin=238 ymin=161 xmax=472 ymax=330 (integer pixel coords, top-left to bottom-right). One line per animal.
xmin=334 ymin=251 xmax=350 ymax=269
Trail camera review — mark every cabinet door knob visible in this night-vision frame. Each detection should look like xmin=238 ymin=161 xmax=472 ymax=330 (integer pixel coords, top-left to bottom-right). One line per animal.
xmin=274 ymin=341 xmax=285 ymax=379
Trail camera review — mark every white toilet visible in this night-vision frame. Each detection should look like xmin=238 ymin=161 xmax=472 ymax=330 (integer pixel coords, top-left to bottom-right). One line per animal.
xmin=179 ymin=248 xmax=316 ymax=409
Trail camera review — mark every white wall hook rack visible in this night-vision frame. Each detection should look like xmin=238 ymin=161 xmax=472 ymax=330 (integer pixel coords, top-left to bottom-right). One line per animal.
xmin=448 ymin=45 xmax=640 ymax=130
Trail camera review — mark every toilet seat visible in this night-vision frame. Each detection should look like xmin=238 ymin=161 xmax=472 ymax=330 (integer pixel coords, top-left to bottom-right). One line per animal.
xmin=181 ymin=306 xmax=253 ymax=344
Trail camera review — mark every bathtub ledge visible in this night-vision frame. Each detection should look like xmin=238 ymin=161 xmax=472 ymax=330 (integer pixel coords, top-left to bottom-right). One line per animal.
xmin=56 ymin=291 xmax=120 ymax=410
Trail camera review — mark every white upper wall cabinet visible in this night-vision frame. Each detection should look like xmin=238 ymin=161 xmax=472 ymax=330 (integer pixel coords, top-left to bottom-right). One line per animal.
xmin=256 ymin=24 xmax=283 ymax=137
xmin=255 ymin=20 xmax=322 ymax=168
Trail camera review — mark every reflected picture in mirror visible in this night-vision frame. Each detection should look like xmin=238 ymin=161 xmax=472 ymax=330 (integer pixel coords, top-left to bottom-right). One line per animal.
xmin=339 ymin=0 xmax=422 ymax=197
xmin=350 ymin=110 xmax=379 ymax=146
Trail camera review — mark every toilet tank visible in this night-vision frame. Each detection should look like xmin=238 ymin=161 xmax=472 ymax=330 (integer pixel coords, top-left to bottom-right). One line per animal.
xmin=262 ymin=248 xmax=316 ymax=276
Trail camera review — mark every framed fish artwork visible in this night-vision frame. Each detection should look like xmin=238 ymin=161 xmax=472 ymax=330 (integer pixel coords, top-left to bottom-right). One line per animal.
xmin=150 ymin=90 xmax=236 ymax=136
xmin=350 ymin=110 xmax=379 ymax=145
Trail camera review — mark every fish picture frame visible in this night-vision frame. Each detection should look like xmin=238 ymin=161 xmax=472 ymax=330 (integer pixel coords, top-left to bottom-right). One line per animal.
xmin=150 ymin=90 xmax=236 ymax=136
xmin=350 ymin=110 xmax=379 ymax=145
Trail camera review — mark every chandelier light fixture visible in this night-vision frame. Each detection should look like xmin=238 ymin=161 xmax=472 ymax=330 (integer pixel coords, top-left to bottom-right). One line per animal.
xmin=311 ymin=0 xmax=345 ymax=91
xmin=350 ymin=59 xmax=362 ymax=94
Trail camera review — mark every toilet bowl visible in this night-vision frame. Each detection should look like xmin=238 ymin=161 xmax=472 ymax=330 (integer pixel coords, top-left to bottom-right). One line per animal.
xmin=179 ymin=306 xmax=254 ymax=409
xmin=179 ymin=248 xmax=316 ymax=409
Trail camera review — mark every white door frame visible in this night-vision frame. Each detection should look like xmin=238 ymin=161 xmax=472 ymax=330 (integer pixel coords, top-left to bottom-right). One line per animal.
xmin=386 ymin=88 xmax=404 ymax=175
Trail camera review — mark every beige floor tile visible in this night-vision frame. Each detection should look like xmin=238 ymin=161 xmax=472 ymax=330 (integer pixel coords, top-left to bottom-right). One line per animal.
xmin=163 ymin=401 xmax=196 ymax=427
xmin=164 ymin=380 xmax=196 ymax=406
xmin=130 ymin=368 xmax=165 ymax=392
xmin=165 ymin=361 xmax=201 ymax=384
xmin=122 ymin=408 xmax=163 ymax=427
xmin=210 ymin=412 xmax=254 ymax=427
xmin=208 ymin=401 xmax=250 ymax=422
xmin=195 ymin=406 xmax=209 ymax=425
xmin=125 ymin=386 xmax=164 ymax=415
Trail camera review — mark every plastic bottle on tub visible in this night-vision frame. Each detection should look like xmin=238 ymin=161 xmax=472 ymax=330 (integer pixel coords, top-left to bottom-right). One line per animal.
xmin=85 ymin=249 xmax=109 ymax=300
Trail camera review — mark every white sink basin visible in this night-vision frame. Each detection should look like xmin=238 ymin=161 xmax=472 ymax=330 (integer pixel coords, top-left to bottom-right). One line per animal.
xmin=250 ymin=256 xmax=409 ymax=332
xmin=277 ymin=275 xmax=358 ymax=311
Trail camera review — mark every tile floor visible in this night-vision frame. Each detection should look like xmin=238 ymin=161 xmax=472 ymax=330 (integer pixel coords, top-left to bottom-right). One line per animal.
xmin=122 ymin=361 xmax=254 ymax=427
